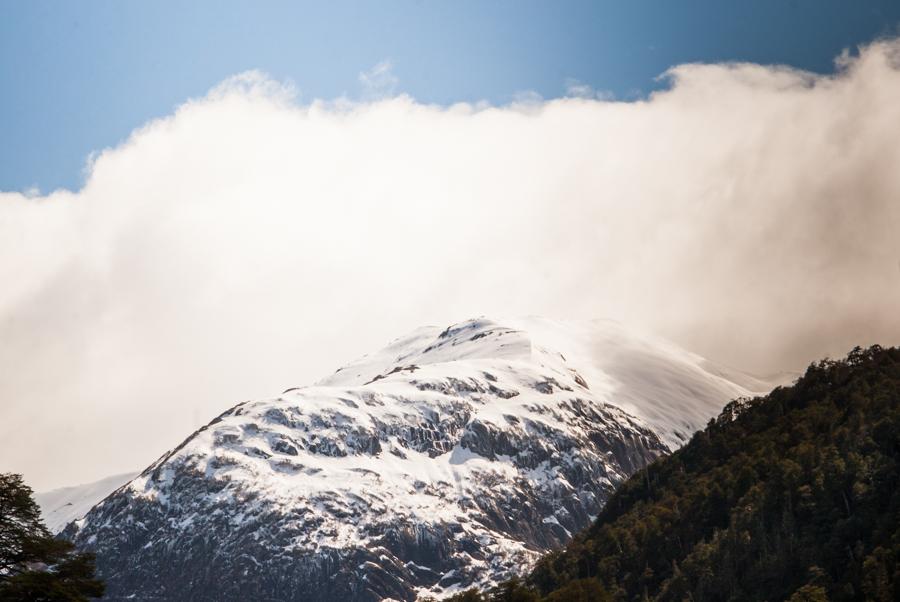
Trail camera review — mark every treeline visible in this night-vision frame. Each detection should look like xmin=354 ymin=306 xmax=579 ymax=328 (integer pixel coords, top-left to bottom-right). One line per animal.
xmin=450 ymin=345 xmax=899 ymax=601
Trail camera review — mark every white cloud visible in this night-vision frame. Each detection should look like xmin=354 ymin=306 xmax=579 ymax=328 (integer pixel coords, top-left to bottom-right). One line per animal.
xmin=358 ymin=60 xmax=399 ymax=99
xmin=564 ymin=78 xmax=614 ymax=100
xmin=511 ymin=89 xmax=544 ymax=105
xmin=3 ymin=41 xmax=900 ymax=489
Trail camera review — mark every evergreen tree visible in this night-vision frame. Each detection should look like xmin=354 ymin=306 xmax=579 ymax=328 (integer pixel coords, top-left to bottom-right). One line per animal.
xmin=0 ymin=473 xmax=105 ymax=600
xmin=458 ymin=346 xmax=900 ymax=601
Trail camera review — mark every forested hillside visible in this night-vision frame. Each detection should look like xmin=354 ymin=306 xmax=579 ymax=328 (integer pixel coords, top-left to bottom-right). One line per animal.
xmin=451 ymin=346 xmax=899 ymax=601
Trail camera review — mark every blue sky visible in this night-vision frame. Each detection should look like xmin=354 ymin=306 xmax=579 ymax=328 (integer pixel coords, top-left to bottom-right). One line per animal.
xmin=2 ymin=0 xmax=900 ymax=192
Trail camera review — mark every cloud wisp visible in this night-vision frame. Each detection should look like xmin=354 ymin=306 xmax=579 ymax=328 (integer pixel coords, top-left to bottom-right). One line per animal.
xmin=359 ymin=60 xmax=399 ymax=100
xmin=3 ymin=42 xmax=900 ymax=489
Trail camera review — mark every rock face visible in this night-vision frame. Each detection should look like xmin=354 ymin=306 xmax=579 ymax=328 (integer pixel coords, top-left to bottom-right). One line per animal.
xmin=67 ymin=317 xmax=768 ymax=601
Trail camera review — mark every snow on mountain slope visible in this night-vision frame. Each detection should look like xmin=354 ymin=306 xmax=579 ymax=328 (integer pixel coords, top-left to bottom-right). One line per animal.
xmin=67 ymin=317 xmax=770 ymax=601
xmin=319 ymin=317 xmax=771 ymax=448
xmin=36 ymin=472 xmax=138 ymax=533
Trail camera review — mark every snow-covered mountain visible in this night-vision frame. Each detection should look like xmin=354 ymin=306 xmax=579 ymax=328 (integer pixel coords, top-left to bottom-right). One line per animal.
xmin=66 ymin=317 xmax=774 ymax=601
xmin=36 ymin=472 xmax=138 ymax=533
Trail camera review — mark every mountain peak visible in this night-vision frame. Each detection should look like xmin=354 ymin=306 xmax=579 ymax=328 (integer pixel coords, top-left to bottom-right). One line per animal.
xmin=68 ymin=316 xmax=771 ymax=600
xmin=319 ymin=316 xmax=771 ymax=448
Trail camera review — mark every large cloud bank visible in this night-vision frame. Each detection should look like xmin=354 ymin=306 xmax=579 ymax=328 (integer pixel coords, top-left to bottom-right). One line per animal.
xmin=3 ymin=41 xmax=900 ymax=489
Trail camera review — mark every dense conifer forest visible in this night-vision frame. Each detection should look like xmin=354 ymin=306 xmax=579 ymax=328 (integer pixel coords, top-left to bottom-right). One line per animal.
xmin=450 ymin=346 xmax=899 ymax=601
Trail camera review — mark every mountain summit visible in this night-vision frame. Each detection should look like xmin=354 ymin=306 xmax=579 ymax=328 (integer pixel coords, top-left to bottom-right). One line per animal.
xmin=67 ymin=317 xmax=771 ymax=601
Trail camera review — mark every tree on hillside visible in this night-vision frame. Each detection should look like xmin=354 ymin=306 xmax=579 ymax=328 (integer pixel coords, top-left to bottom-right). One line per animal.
xmin=528 ymin=345 xmax=900 ymax=601
xmin=0 ymin=473 xmax=105 ymax=601
xmin=454 ymin=345 xmax=900 ymax=601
